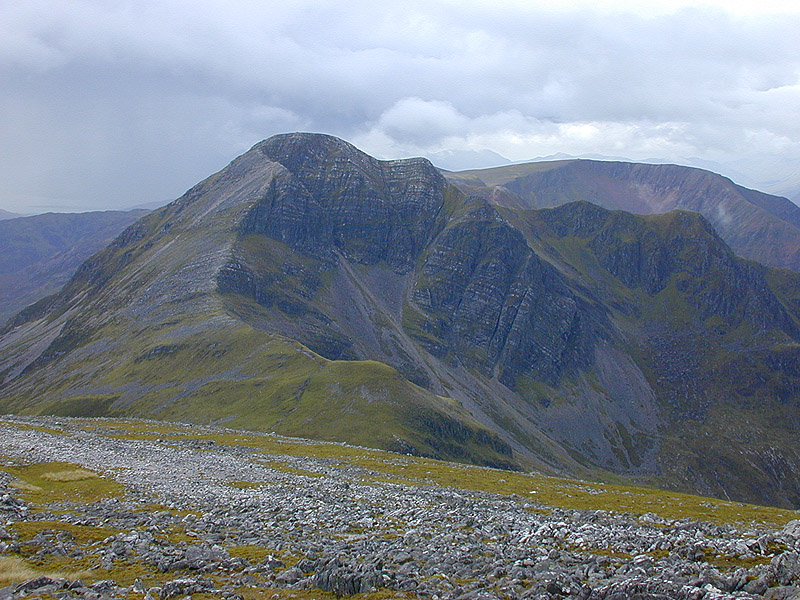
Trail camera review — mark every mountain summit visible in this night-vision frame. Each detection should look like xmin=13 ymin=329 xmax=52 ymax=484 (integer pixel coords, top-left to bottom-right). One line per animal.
xmin=2 ymin=133 xmax=800 ymax=507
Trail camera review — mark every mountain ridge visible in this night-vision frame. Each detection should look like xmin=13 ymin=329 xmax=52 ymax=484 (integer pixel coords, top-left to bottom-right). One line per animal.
xmin=446 ymin=159 xmax=800 ymax=273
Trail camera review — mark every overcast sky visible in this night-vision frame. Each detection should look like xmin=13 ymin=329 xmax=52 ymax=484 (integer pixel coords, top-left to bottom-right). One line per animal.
xmin=2 ymin=0 xmax=800 ymax=213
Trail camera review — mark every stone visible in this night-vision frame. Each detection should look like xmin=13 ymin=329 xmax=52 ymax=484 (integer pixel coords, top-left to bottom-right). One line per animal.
xmin=275 ymin=567 xmax=303 ymax=585
xmin=766 ymin=586 xmax=800 ymax=600
xmin=773 ymin=552 xmax=800 ymax=586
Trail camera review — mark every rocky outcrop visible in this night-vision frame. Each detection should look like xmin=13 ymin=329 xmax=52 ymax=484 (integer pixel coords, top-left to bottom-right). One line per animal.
xmin=532 ymin=201 xmax=800 ymax=336
xmin=410 ymin=202 xmax=600 ymax=385
xmin=243 ymin=133 xmax=446 ymax=272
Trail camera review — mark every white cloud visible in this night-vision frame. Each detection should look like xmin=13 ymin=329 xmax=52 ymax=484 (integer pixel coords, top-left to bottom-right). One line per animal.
xmin=375 ymin=98 xmax=470 ymax=146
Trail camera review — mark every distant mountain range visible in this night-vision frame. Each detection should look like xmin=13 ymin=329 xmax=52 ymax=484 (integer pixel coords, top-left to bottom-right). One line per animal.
xmin=0 ymin=210 xmax=149 ymax=324
xmin=426 ymin=148 xmax=511 ymax=172
xmin=0 ymin=208 xmax=24 ymax=220
xmin=518 ymin=153 xmax=800 ymax=204
xmin=431 ymin=149 xmax=800 ymax=204
xmin=1 ymin=133 xmax=800 ymax=508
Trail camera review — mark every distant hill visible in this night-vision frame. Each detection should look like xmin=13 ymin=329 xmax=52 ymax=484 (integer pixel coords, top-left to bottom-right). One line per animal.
xmin=0 ymin=208 xmax=23 ymax=220
xmin=425 ymin=148 xmax=511 ymax=171
xmin=516 ymin=153 xmax=800 ymax=204
xmin=0 ymin=209 xmax=149 ymax=324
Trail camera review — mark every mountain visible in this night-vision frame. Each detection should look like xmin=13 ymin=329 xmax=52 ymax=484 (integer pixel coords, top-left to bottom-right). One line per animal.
xmin=1 ymin=133 xmax=800 ymax=508
xmin=447 ymin=160 xmax=800 ymax=272
xmin=516 ymin=153 xmax=800 ymax=205
xmin=0 ymin=210 xmax=150 ymax=325
xmin=126 ymin=199 xmax=173 ymax=210
xmin=0 ymin=208 xmax=24 ymax=220
xmin=719 ymin=155 xmax=800 ymax=202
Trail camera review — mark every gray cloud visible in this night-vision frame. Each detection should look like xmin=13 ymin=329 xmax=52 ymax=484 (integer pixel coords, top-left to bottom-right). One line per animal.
xmin=1 ymin=0 xmax=800 ymax=211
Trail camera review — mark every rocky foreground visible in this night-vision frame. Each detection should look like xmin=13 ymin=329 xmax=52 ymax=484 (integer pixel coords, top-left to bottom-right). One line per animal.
xmin=1 ymin=416 xmax=800 ymax=600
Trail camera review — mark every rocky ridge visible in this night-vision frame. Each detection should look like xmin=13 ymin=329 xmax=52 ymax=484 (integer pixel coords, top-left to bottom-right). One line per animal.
xmin=1 ymin=416 xmax=800 ymax=600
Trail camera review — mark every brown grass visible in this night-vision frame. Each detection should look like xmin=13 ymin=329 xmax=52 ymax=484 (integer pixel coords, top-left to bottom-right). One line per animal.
xmin=0 ymin=557 xmax=93 ymax=585
xmin=41 ymin=469 xmax=100 ymax=482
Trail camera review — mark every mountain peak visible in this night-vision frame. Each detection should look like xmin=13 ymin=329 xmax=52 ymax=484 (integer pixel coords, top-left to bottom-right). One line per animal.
xmin=254 ymin=132 xmax=440 ymax=182
xmin=256 ymin=132 xmax=364 ymax=162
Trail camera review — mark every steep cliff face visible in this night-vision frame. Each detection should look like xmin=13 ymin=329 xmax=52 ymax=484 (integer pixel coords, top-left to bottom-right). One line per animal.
xmin=513 ymin=201 xmax=800 ymax=505
xmin=530 ymin=202 xmax=799 ymax=334
xmin=408 ymin=202 xmax=600 ymax=386
xmin=242 ymin=134 xmax=446 ymax=271
xmin=2 ymin=134 xmax=800 ymax=507
xmin=448 ymin=160 xmax=800 ymax=272
xmin=216 ymin=134 xmax=451 ymax=363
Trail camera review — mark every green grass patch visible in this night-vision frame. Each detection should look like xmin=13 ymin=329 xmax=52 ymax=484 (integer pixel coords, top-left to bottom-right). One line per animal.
xmin=702 ymin=552 xmax=772 ymax=572
xmin=228 ymin=480 xmax=269 ymax=489
xmin=10 ymin=520 xmax=120 ymax=545
xmin=2 ymin=461 xmax=125 ymax=504
xmin=2 ymin=422 xmax=72 ymax=437
xmin=0 ymin=556 xmax=94 ymax=586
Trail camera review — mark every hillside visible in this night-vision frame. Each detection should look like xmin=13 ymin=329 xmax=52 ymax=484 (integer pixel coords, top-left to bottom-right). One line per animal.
xmin=1 ymin=133 xmax=800 ymax=507
xmin=0 ymin=210 xmax=149 ymax=324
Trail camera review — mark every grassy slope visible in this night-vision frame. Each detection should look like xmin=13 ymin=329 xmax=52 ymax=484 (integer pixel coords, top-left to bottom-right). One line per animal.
xmin=2 ymin=310 xmax=515 ymax=470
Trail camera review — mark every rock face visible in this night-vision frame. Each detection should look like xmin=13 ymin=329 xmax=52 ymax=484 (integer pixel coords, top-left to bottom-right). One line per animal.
xmin=409 ymin=202 xmax=600 ymax=386
xmin=1 ymin=133 xmax=800 ymax=507
xmin=529 ymin=202 xmax=798 ymax=334
xmin=245 ymin=133 xmax=446 ymax=271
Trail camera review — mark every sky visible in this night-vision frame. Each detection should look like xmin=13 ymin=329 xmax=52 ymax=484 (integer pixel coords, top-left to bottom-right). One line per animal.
xmin=2 ymin=0 xmax=800 ymax=213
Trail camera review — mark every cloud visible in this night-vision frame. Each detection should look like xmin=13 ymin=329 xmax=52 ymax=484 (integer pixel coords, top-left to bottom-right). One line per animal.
xmin=375 ymin=98 xmax=470 ymax=146
xmin=1 ymin=0 xmax=800 ymax=211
